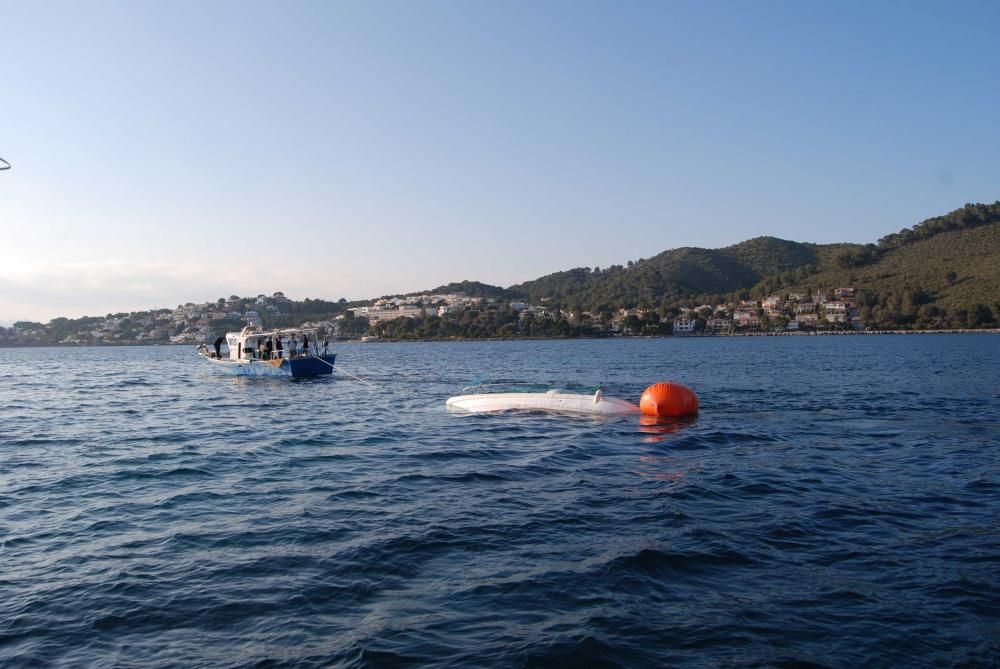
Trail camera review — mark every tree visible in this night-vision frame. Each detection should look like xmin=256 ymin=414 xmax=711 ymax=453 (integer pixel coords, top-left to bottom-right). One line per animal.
xmin=971 ymin=303 xmax=994 ymax=327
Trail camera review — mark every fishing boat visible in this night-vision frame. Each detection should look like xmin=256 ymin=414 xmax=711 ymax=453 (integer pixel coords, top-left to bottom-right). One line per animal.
xmin=197 ymin=326 xmax=336 ymax=378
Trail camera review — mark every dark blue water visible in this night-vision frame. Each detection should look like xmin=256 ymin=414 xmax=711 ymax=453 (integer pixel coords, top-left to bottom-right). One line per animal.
xmin=2 ymin=336 xmax=999 ymax=668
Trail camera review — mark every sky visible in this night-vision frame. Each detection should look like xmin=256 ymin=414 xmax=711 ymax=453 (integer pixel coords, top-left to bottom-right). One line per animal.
xmin=1 ymin=0 xmax=998 ymax=322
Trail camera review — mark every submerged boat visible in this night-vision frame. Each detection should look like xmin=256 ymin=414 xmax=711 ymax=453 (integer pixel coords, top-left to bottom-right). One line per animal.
xmin=197 ymin=326 xmax=336 ymax=378
xmin=446 ymin=385 xmax=641 ymax=416
xmin=446 ymin=381 xmax=699 ymax=417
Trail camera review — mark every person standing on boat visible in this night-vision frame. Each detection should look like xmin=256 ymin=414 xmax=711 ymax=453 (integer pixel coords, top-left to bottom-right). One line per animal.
xmin=289 ymin=335 xmax=298 ymax=358
xmin=264 ymin=337 xmax=273 ymax=361
xmin=213 ymin=335 xmax=224 ymax=359
xmin=275 ymin=335 xmax=283 ymax=359
xmin=301 ymin=332 xmax=309 ymax=356
xmin=322 ymin=338 xmax=329 ymax=355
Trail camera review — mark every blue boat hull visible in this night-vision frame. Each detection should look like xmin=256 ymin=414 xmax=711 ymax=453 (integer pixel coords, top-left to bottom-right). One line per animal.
xmin=286 ymin=354 xmax=338 ymax=378
xmin=202 ymin=353 xmax=337 ymax=378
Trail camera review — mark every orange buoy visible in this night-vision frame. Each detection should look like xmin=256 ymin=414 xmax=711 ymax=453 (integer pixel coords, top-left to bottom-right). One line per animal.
xmin=639 ymin=382 xmax=699 ymax=418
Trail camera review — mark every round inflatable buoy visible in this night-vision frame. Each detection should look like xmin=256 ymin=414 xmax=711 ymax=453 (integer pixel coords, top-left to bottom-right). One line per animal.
xmin=639 ymin=382 xmax=699 ymax=417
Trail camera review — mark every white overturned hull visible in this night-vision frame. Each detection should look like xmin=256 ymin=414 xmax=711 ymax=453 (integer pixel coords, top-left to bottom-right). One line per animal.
xmin=446 ymin=390 xmax=640 ymax=416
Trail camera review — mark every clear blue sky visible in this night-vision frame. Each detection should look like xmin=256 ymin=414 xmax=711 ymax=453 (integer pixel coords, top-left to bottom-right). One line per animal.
xmin=2 ymin=0 xmax=998 ymax=321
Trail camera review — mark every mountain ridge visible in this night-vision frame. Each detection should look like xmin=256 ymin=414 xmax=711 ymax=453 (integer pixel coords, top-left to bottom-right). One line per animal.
xmin=410 ymin=203 xmax=998 ymax=319
xmin=6 ymin=201 xmax=999 ymax=338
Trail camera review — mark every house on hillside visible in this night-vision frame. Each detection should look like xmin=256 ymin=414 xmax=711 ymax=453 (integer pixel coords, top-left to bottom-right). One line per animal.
xmin=706 ymin=318 xmax=731 ymax=334
xmin=352 ymin=305 xmax=423 ymax=324
xmin=824 ymin=301 xmax=848 ymax=324
xmin=762 ymin=295 xmax=784 ymax=317
xmin=673 ymin=318 xmax=696 ymax=334
xmin=796 ymin=313 xmax=819 ymax=327
xmin=733 ymin=310 xmax=760 ymax=330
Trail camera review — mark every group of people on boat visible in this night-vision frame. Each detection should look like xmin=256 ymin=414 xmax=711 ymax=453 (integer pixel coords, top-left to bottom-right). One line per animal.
xmin=239 ymin=333 xmax=309 ymax=360
xmin=206 ymin=331 xmax=330 ymax=361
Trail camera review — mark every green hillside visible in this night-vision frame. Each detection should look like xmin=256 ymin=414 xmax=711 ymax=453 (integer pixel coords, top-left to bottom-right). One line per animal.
xmin=509 ymin=236 xmax=849 ymax=311
xmin=739 ymin=202 xmax=1000 ymax=327
xmin=408 ymin=202 xmax=1000 ymax=329
xmin=758 ymin=222 xmax=1000 ymax=327
xmin=414 ymin=280 xmax=517 ymax=300
xmin=502 ymin=201 xmax=1000 ymax=327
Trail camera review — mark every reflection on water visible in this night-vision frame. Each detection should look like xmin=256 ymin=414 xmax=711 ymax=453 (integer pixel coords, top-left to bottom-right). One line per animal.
xmin=636 ymin=416 xmax=702 ymax=484
xmin=636 ymin=414 xmax=695 ymax=443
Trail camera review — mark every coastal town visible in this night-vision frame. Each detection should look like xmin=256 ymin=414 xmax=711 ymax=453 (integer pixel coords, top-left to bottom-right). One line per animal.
xmin=1 ymin=287 xmax=874 ymax=347
xmin=354 ymin=286 xmax=866 ymax=336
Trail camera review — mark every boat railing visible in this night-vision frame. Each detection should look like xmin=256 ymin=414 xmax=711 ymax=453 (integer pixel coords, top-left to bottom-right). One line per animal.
xmin=198 ymin=327 xmax=332 ymax=362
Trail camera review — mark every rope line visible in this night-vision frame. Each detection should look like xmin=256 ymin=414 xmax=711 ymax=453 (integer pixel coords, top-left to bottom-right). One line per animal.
xmin=313 ymin=355 xmax=376 ymax=388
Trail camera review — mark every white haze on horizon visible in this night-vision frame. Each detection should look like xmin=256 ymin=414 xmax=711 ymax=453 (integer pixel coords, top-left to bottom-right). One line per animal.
xmin=0 ymin=260 xmax=367 ymax=323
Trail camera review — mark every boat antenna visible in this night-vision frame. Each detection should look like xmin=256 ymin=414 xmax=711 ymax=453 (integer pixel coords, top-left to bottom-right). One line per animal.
xmin=0 ymin=157 xmax=10 ymax=171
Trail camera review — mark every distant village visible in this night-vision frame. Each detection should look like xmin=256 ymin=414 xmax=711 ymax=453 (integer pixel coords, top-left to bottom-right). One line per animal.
xmin=671 ymin=287 xmax=862 ymax=335
xmin=354 ymin=287 xmax=863 ymax=336
xmin=0 ymin=287 xmax=869 ymax=347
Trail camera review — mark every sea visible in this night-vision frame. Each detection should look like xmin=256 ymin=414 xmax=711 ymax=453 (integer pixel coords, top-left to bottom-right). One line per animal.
xmin=1 ymin=335 xmax=998 ymax=668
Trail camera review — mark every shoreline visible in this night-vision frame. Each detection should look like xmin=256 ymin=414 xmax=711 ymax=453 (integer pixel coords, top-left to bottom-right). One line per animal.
xmin=351 ymin=328 xmax=1000 ymax=343
xmin=2 ymin=328 xmax=999 ymax=348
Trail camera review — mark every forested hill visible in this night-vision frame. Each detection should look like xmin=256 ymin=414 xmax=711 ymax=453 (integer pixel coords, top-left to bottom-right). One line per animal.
xmin=508 ymin=236 xmax=839 ymax=309
xmin=411 ymin=281 xmax=516 ymax=300
xmin=753 ymin=206 xmax=1000 ymax=319
xmin=414 ymin=201 xmax=1000 ymax=319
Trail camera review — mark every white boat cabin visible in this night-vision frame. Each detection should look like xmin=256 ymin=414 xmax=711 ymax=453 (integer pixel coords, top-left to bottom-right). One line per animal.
xmin=222 ymin=326 xmax=323 ymax=361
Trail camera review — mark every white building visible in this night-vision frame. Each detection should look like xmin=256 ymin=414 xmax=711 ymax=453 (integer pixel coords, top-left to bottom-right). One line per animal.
xmin=733 ymin=310 xmax=760 ymax=329
xmin=673 ymin=318 xmax=696 ymax=334
xmin=706 ymin=318 xmax=731 ymax=334
xmin=353 ymin=305 xmax=424 ymax=324
xmin=762 ymin=296 xmax=784 ymax=317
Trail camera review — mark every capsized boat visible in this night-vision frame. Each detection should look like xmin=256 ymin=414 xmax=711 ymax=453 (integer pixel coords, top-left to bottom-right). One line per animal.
xmin=446 ymin=381 xmax=699 ymax=417
xmin=197 ymin=326 xmax=336 ymax=378
xmin=446 ymin=384 xmax=640 ymax=416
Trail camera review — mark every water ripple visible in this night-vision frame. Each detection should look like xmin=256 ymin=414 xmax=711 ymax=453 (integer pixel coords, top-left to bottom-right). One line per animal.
xmin=1 ymin=336 xmax=998 ymax=667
